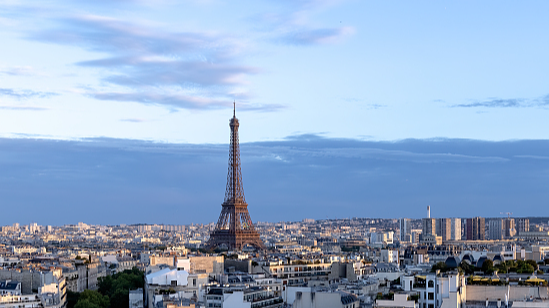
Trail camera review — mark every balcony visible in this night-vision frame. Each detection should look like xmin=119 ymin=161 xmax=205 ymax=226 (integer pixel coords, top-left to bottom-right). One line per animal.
xmin=251 ymin=296 xmax=283 ymax=308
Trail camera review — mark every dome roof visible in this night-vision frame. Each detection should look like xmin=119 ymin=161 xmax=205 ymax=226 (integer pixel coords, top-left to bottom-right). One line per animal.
xmin=462 ymin=254 xmax=474 ymax=263
xmin=493 ymin=255 xmax=503 ymax=262
xmin=445 ymin=256 xmax=460 ymax=268
xmin=476 ymin=256 xmax=488 ymax=268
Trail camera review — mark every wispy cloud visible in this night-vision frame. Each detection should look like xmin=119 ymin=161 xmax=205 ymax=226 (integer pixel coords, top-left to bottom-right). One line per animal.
xmin=91 ymin=91 xmax=228 ymax=110
xmin=78 ymin=57 xmax=258 ymax=88
xmin=250 ymin=0 xmax=355 ymax=46
xmin=90 ymin=91 xmax=285 ymax=111
xmin=514 ymin=155 xmax=549 ymax=160
xmin=342 ymin=98 xmax=385 ymax=110
xmin=0 ymin=88 xmax=58 ymax=100
xmin=120 ymin=118 xmax=146 ymax=123
xmin=0 ymin=65 xmax=41 ymax=76
xmin=246 ymin=143 xmax=508 ymax=164
xmin=365 ymin=104 xmax=386 ymax=110
xmin=452 ymin=95 xmax=549 ymax=108
xmin=28 ymin=15 xmax=279 ymax=112
xmin=281 ymin=26 xmax=354 ymax=45
xmin=0 ymin=105 xmax=49 ymax=111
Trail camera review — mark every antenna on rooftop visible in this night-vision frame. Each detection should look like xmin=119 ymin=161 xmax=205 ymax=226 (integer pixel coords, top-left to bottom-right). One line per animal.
xmin=500 ymin=212 xmax=512 ymax=219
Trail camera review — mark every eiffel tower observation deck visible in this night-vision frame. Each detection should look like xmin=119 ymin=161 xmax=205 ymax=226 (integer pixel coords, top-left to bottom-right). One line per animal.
xmin=207 ymin=103 xmax=264 ymax=250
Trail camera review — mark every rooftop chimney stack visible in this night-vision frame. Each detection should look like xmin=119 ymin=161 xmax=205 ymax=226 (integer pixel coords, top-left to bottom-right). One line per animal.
xmin=427 ymin=206 xmax=431 ymax=218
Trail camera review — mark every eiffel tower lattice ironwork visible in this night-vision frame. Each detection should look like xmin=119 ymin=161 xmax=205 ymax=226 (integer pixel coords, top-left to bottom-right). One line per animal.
xmin=207 ymin=103 xmax=264 ymax=250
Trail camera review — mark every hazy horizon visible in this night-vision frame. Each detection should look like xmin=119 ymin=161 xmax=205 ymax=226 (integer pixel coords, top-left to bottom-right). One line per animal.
xmin=1 ymin=135 xmax=548 ymax=226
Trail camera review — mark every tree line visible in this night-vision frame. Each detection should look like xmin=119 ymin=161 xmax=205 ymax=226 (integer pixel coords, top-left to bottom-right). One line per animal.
xmin=68 ymin=267 xmax=144 ymax=308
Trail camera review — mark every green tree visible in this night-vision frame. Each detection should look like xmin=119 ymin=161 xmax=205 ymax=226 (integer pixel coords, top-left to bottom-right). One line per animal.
xmin=98 ymin=267 xmax=144 ymax=308
xmin=459 ymin=261 xmax=475 ymax=275
xmin=67 ymin=290 xmax=80 ymax=308
xmin=495 ymin=261 xmax=508 ymax=274
xmin=526 ymin=260 xmax=539 ymax=271
xmin=74 ymin=290 xmax=109 ymax=308
xmin=74 ymin=300 xmax=101 ymax=308
xmin=110 ymin=288 xmax=130 ymax=308
xmin=431 ymin=262 xmax=447 ymax=273
xmin=519 ymin=263 xmax=534 ymax=274
xmin=482 ymin=260 xmax=494 ymax=275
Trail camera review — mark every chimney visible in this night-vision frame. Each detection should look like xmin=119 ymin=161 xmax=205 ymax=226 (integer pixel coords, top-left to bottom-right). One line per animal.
xmin=427 ymin=206 xmax=431 ymax=218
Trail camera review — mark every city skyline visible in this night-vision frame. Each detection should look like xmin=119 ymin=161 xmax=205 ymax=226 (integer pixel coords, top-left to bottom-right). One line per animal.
xmin=2 ymin=2 xmax=549 ymax=308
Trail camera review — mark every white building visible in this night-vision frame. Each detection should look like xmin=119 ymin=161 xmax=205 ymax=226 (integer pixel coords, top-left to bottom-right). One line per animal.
xmin=145 ymin=267 xmax=206 ymax=308
xmin=409 ymin=272 xmax=466 ymax=308
xmin=450 ymin=218 xmax=461 ymax=241
xmin=0 ymin=281 xmax=21 ymax=296
xmin=0 ymin=294 xmax=43 ymax=307
xmin=380 ymin=249 xmax=399 ymax=266
xmin=292 ymin=290 xmax=359 ymax=308
xmin=375 ymin=293 xmax=417 ymax=308
xmin=146 ymin=268 xmax=189 ymax=287
xmin=0 ymin=279 xmax=66 ymax=308
xmin=129 ymin=288 xmax=144 ymax=308
xmin=206 ymin=287 xmax=282 ymax=308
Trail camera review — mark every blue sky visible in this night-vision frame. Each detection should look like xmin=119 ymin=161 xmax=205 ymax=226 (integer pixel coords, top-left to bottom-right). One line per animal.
xmin=1 ymin=0 xmax=548 ymax=142
xmin=0 ymin=1 xmax=548 ymax=224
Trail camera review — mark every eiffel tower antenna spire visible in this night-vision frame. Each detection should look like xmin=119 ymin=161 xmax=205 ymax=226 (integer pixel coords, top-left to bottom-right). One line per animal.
xmin=207 ymin=102 xmax=264 ymax=250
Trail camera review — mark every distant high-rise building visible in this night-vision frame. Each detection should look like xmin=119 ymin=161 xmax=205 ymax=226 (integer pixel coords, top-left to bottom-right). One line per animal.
xmin=517 ymin=218 xmax=530 ymax=235
xmin=422 ymin=206 xmax=436 ymax=237
xmin=466 ymin=217 xmax=485 ymax=240
xmin=489 ymin=218 xmax=515 ymax=240
xmin=400 ymin=218 xmax=411 ymax=242
xmin=489 ymin=219 xmax=503 ymax=240
xmin=371 ymin=231 xmax=394 ymax=245
xmin=411 ymin=229 xmax=422 ymax=244
xmin=436 ymin=218 xmax=451 ymax=241
xmin=422 ymin=218 xmax=436 ymax=237
xmin=503 ymin=218 xmax=516 ymax=239
xmin=450 ymin=218 xmax=461 ymax=241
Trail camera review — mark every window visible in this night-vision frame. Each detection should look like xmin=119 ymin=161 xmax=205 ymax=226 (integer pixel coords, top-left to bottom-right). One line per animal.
xmin=428 ymin=280 xmax=434 ymax=288
xmin=428 ymin=305 xmax=434 ymax=308
xmin=428 ymin=293 xmax=434 ymax=300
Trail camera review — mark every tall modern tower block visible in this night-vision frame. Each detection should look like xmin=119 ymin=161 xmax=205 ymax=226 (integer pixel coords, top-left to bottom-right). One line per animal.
xmin=207 ymin=105 xmax=264 ymax=250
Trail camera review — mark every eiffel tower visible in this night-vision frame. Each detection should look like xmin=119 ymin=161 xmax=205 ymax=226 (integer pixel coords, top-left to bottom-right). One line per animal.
xmin=207 ymin=103 xmax=264 ymax=250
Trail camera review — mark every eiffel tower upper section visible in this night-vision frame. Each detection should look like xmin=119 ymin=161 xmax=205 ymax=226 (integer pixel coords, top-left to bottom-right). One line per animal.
xmin=224 ymin=103 xmax=245 ymax=205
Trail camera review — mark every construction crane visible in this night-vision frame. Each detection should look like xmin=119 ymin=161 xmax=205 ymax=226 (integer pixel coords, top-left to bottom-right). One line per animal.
xmin=500 ymin=212 xmax=513 ymax=218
